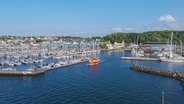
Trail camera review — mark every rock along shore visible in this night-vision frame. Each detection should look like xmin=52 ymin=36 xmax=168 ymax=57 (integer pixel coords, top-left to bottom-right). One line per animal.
xmin=130 ymin=65 xmax=184 ymax=87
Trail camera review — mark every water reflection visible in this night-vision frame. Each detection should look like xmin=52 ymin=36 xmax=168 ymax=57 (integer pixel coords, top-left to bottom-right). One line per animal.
xmin=0 ymin=74 xmax=45 ymax=80
xmin=22 ymin=74 xmax=45 ymax=80
xmin=89 ymin=64 xmax=99 ymax=70
xmin=106 ymin=50 xmax=112 ymax=56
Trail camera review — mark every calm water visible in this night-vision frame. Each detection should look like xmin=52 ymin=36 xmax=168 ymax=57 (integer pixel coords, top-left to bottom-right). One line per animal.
xmin=0 ymin=51 xmax=184 ymax=104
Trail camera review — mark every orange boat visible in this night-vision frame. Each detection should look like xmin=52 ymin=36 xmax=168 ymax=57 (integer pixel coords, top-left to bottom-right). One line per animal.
xmin=88 ymin=55 xmax=101 ymax=65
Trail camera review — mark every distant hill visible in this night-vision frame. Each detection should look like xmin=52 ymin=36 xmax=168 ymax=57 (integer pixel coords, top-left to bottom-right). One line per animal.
xmin=101 ymin=30 xmax=184 ymax=44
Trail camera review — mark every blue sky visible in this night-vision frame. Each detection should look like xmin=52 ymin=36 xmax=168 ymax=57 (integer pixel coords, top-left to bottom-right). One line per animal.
xmin=0 ymin=0 xmax=184 ymax=37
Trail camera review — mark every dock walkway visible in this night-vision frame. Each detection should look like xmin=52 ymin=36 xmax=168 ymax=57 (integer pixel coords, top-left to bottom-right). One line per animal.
xmin=121 ymin=57 xmax=161 ymax=61
xmin=0 ymin=60 xmax=88 ymax=76
xmin=47 ymin=60 xmax=88 ymax=71
xmin=0 ymin=69 xmax=45 ymax=76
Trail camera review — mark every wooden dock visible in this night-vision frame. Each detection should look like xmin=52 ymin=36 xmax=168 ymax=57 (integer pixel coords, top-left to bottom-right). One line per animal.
xmin=121 ymin=57 xmax=161 ymax=61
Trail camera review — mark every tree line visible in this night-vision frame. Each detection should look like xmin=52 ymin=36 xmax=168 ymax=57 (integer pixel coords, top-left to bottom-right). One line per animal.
xmin=100 ymin=30 xmax=184 ymax=44
xmin=1 ymin=30 xmax=184 ymax=44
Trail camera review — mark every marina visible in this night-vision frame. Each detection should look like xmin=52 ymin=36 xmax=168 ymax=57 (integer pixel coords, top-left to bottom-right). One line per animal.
xmin=1 ymin=51 xmax=184 ymax=104
xmin=0 ymin=41 xmax=100 ymax=76
xmin=1 ymin=0 xmax=184 ymax=103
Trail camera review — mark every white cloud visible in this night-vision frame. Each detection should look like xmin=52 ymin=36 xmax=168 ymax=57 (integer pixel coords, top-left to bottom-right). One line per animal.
xmin=124 ymin=28 xmax=137 ymax=31
xmin=103 ymin=29 xmax=108 ymax=32
xmin=112 ymin=27 xmax=138 ymax=32
xmin=159 ymin=15 xmax=176 ymax=23
xmin=112 ymin=27 xmax=122 ymax=32
xmin=168 ymin=23 xmax=179 ymax=29
xmin=73 ymin=30 xmax=108 ymax=37
xmin=158 ymin=15 xmax=181 ymax=29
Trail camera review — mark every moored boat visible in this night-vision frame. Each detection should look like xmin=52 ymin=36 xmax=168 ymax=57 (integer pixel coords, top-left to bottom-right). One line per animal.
xmin=159 ymin=32 xmax=184 ymax=63
xmin=88 ymin=55 xmax=100 ymax=65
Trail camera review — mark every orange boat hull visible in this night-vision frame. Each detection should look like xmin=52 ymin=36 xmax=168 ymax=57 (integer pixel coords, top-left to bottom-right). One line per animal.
xmin=88 ymin=60 xmax=100 ymax=65
xmin=88 ymin=56 xmax=101 ymax=66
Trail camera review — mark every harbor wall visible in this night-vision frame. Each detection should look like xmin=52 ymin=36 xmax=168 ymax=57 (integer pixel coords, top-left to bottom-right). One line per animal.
xmin=130 ymin=65 xmax=184 ymax=87
xmin=47 ymin=60 xmax=88 ymax=71
xmin=0 ymin=69 xmax=45 ymax=76
xmin=0 ymin=60 xmax=88 ymax=76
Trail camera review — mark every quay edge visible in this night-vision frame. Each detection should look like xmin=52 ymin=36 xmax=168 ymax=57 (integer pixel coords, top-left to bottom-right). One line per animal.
xmin=0 ymin=69 xmax=45 ymax=76
xmin=0 ymin=59 xmax=89 ymax=76
xmin=122 ymin=57 xmax=161 ymax=61
xmin=46 ymin=59 xmax=89 ymax=71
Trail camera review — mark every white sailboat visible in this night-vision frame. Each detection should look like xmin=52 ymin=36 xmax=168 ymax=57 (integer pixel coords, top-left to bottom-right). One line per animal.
xmin=160 ymin=32 xmax=184 ymax=63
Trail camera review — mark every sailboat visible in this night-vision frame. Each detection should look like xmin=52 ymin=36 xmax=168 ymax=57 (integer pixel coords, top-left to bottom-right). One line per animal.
xmin=160 ymin=32 xmax=184 ymax=63
xmin=130 ymin=35 xmax=144 ymax=57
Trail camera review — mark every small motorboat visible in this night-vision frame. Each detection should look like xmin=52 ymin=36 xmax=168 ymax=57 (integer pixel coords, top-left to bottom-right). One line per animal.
xmin=88 ymin=55 xmax=100 ymax=65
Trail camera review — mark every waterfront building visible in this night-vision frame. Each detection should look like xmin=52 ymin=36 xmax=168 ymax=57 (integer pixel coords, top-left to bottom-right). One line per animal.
xmin=113 ymin=41 xmax=125 ymax=49
xmin=106 ymin=42 xmax=113 ymax=49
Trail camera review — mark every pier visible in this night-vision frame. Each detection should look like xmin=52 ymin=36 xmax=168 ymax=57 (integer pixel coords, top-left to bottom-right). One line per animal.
xmin=130 ymin=65 xmax=184 ymax=87
xmin=0 ymin=59 xmax=89 ymax=76
xmin=0 ymin=69 xmax=45 ymax=76
xmin=122 ymin=57 xmax=161 ymax=61
xmin=46 ymin=59 xmax=89 ymax=71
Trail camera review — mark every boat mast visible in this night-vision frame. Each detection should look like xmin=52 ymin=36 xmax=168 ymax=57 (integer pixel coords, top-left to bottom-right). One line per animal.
xmin=180 ymin=39 xmax=183 ymax=56
xmin=136 ymin=35 xmax=139 ymax=46
xmin=169 ymin=32 xmax=173 ymax=58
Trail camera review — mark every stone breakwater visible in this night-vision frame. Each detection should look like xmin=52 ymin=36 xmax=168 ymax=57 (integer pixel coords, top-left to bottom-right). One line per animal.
xmin=130 ymin=65 xmax=184 ymax=87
